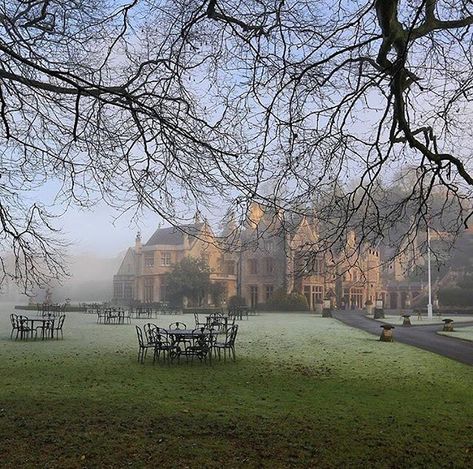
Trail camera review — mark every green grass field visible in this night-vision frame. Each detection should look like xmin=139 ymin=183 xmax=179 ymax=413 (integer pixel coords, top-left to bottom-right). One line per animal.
xmin=1 ymin=306 xmax=472 ymax=468
xmin=372 ymin=313 xmax=473 ymax=326
xmin=438 ymin=325 xmax=473 ymax=343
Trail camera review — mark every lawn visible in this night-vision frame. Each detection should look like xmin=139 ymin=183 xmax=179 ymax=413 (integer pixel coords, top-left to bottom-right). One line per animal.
xmin=1 ymin=305 xmax=472 ymax=468
xmin=371 ymin=313 xmax=473 ymax=326
xmin=438 ymin=325 xmax=473 ymax=343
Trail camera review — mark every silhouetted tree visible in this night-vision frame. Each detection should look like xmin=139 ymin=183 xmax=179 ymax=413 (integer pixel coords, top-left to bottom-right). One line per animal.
xmin=1 ymin=1 xmax=472 ymax=289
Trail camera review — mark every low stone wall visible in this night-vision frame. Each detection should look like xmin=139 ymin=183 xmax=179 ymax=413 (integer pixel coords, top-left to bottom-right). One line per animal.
xmin=14 ymin=305 xmax=87 ymax=312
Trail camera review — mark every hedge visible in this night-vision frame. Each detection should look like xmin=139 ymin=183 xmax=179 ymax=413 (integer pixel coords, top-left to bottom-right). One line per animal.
xmin=266 ymin=288 xmax=310 ymax=311
xmin=438 ymin=287 xmax=473 ymax=307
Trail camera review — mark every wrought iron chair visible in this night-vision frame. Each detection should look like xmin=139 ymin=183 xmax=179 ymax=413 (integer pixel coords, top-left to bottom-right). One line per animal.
xmin=153 ymin=328 xmax=179 ymax=364
xmin=17 ymin=316 xmax=34 ymax=340
xmin=168 ymin=322 xmax=190 ymax=349
xmin=194 ymin=313 xmax=207 ymax=329
xmin=52 ymin=314 xmax=66 ymax=339
xmin=213 ymin=325 xmax=239 ymax=361
xmin=108 ymin=307 xmax=119 ymax=324
xmin=97 ymin=309 xmax=107 ymax=324
xmin=123 ymin=309 xmax=131 ymax=324
xmin=34 ymin=318 xmax=52 ymax=340
xmin=143 ymin=323 xmax=159 ymax=345
xmin=135 ymin=325 xmax=155 ymax=364
xmin=10 ymin=314 xmax=19 ymax=340
xmin=177 ymin=329 xmax=214 ymax=364
xmin=206 ymin=313 xmax=228 ymax=332
xmin=168 ymin=322 xmax=186 ymax=330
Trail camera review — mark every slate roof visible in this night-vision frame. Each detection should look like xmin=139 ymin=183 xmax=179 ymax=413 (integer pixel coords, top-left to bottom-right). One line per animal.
xmin=145 ymin=223 xmax=204 ymax=246
xmin=116 ymin=248 xmax=136 ymax=276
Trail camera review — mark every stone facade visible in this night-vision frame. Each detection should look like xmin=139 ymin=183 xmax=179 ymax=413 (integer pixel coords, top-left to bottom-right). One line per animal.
xmin=113 ymin=221 xmax=237 ymax=305
xmin=236 ymin=205 xmax=383 ymax=310
xmin=113 ymin=206 xmax=385 ymax=310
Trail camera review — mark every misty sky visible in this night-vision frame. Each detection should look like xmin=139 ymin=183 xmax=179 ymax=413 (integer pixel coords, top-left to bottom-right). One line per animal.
xmin=32 ymin=179 xmax=157 ymax=256
xmin=31 ymin=170 xmax=230 ymax=257
xmin=35 ymin=182 xmax=222 ymax=258
xmin=57 ymin=203 xmax=155 ymax=257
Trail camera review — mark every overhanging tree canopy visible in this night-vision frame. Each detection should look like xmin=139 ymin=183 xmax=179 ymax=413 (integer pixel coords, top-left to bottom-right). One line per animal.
xmin=1 ymin=0 xmax=472 ymax=289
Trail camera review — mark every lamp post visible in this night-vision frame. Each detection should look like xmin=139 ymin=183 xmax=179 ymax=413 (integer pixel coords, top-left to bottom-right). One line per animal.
xmin=427 ymin=223 xmax=433 ymax=320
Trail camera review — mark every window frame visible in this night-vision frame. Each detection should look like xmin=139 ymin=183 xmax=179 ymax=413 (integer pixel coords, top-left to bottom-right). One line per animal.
xmin=144 ymin=252 xmax=155 ymax=267
xmin=248 ymin=258 xmax=258 ymax=275
xmin=160 ymin=251 xmax=171 ymax=266
xmin=265 ymin=285 xmax=274 ymax=301
xmin=265 ymin=257 xmax=274 ymax=274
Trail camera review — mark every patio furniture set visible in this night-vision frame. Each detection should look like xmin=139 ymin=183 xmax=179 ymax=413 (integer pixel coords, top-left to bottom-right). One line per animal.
xmin=129 ymin=304 xmax=181 ymax=318
xmin=89 ymin=303 xmax=181 ymax=321
xmin=97 ymin=307 xmax=131 ymax=325
xmin=92 ymin=303 xmax=254 ymax=326
xmin=36 ymin=303 xmax=66 ymax=317
xmin=228 ymin=305 xmax=255 ymax=320
xmin=135 ymin=313 xmax=238 ymax=364
xmin=10 ymin=313 xmax=66 ymax=340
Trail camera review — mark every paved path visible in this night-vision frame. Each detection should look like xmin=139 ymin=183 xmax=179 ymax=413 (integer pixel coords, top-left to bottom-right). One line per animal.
xmin=333 ymin=310 xmax=473 ymax=366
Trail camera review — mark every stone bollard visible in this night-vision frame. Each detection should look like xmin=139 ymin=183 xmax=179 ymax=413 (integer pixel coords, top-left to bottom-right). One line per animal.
xmin=315 ymin=302 xmax=323 ymax=315
xmin=322 ymin=308 xmax=333 ymax=318
xmin=442 ymin=319 xmax=454 ymax=332
xmin=380 ymin=324 xmax=394 ymax=342
xmin=321 ymin=299 xmax=332 ymax=318
xmin=402 ymin=314 xmax=412 ymax=327
xmin=374 ymin=308 xmax=385 ymax=319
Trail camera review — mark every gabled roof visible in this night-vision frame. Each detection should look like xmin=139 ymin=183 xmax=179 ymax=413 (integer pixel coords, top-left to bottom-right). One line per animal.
xmin=145 ymin=223 xmax=205 ymax=246
xmin=116 ymin=248 xmax=136 ymax=276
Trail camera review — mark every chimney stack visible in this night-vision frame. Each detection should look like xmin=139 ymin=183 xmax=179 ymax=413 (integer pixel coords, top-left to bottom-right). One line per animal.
xmin=135 ymin=231 xmax=142 ymax=253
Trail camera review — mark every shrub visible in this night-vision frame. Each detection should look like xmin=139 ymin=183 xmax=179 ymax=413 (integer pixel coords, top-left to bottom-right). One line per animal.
xmin=457 ymin=276 xmax=473 ymax=290
xmin=438 ymin=287 xmax=473 ymax=307
xmin=228 ymin=295 xmax=247 ymax=308
xmin=166 ymin=257 xmax=210 ymax=307
xmin=266 ymin=288 xmax=309 ymax=311
xmin=208 ymin=282 xmax=226 ymax=306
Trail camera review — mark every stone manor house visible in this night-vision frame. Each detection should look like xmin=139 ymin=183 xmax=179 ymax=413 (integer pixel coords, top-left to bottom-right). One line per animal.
xmin=113 ymin=204 xmax=423 ymax=310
